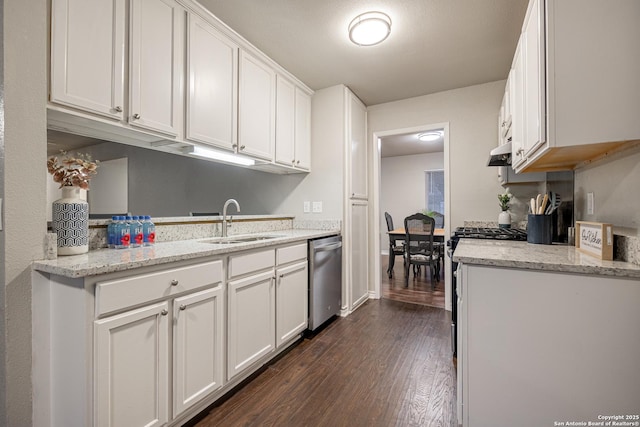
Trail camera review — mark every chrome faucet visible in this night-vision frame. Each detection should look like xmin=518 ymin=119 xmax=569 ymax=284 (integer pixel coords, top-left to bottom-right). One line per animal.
xmin=222 ymin=199 xmax=240 ymax=237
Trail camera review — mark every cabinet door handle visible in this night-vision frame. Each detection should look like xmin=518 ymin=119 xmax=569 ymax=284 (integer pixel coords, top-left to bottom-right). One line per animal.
xmin=240 ymin=145 xmax=246 ymax=150
xmin=516 ymin=148 xmax=524 ymax=155
xmin=133 ymin=113 xmax=140 ymax=120
xmin=296 ymin=160 xmax=300 ymax=165
xmin=179 ymin=305 xmax=186 ymax=311
xmin=170 ymin=279 xmax=179 ymax=286
xmin=161 ymin=309 xmax=168 ymax=316
xmin=279 ymin=274 xmax=284 ymax=278
xmin=232 ymin=143 xmax=238 ymax=149
xmin=114 ymin=106 xmax=122 ymax=113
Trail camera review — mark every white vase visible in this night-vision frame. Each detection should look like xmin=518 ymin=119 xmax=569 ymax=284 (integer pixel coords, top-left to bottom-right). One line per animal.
xmin=52 ymin=186 xmax=89 ymax=255
xmin=498 ymin=210 xmax=511 ymax=229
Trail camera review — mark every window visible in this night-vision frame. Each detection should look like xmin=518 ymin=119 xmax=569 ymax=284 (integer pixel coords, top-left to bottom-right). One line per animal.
xmin=425 ymin=169 xmax=444 ymax=215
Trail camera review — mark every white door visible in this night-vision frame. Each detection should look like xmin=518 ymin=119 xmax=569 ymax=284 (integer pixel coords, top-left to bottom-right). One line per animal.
xmin=294 ymin=87 xmax=312 ymax=170
xmin=186 ymin=13 xmax=238 ymax=150
xmin=238 ymin=50 xmax=276 ymax=161
xmin=348 ymin=90 xmax=368 ymax=199
xmin=50 ymin=0 xmax=125 ymax=119
xmin=94 ymin=302 xmax=169 ymax=427
xmin=275 ymin=75 xmax=296 ymax=167
xmin=129 ymin=0 xmax=184 ymax=137
xmin=227 ymin=270 xmax=275 ymax=379
xmin=350 ymin=200 xmax=369 ymax=310
xmin=173 ymin=287 xmax=224 ymax=417
xmin=276 ymin=261 xmax=308 ymax=347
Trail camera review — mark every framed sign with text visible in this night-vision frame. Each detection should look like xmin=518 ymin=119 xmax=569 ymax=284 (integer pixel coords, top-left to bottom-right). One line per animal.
xmin=575 ymin=221 xmax=613 ymax=260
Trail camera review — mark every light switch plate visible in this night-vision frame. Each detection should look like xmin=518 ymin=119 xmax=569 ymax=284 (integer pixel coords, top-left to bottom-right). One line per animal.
xmin=303 ymin=201 xmax=311 ymax=213
xmin=312 ymin=201 xmax=322 ymax=213
xmin=587 ymin=192 xmax=594 ymax=215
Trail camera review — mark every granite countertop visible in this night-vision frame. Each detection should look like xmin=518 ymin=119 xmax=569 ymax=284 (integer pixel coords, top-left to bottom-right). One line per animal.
xmin=452 ymin=239 xmax=640 ymax=279
xmin=33 ymin=229 xmax=339 ymax=278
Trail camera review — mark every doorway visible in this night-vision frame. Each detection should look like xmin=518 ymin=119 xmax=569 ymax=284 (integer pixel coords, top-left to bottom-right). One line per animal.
xmin=372 ymin=123 xmax=451 ymax=310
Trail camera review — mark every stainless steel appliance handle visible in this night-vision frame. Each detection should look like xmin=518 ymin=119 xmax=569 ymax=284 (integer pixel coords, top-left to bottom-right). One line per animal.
xmin=314 ymin=242 xmax=343 ymax=252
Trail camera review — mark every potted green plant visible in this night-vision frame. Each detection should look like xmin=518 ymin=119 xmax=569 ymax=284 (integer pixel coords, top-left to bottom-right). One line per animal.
xmin=497 ymin=189 xmax=512 ymax=228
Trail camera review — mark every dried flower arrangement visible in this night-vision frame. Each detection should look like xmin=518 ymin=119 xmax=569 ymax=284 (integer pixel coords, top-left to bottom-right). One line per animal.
xmin=47 ymin=151 xmax=99 ymax=189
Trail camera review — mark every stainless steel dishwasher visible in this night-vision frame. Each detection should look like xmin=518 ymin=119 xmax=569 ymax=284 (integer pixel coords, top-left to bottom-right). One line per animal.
xmin=308 ymin=235 xmax=342 ymax=331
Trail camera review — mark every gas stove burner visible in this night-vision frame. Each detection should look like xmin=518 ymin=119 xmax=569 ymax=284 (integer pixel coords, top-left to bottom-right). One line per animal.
xmin=453 ymin=227 xmax=527 ymax=241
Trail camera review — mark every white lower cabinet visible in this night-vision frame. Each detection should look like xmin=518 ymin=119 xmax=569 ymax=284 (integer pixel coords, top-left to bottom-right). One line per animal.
xmin=276 ymin=262 xmax=308 ymax=347
xmin=227 ymin=270 xmax=276 ymax=379
xmin=458 ymin=264 xmax=640 ymax=427
xmin=94 ymin=301 xmax=170 ymax=427
xmin=275 ymin=243 xmax=308 ymax=347
xmin=41 ymin=242 xmax=312 ymax=427
xmin=173 ymin=286 xmax=224 ymax=418
xmin=94 ymin=259 xmax=223 ymax=426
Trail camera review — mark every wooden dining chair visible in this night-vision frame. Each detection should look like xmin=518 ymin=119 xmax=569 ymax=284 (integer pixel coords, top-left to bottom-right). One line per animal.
xmin=385 ymin=212 xmax=405 ymax=278
xmin=403 ymin=213 xmax=439 ymax=288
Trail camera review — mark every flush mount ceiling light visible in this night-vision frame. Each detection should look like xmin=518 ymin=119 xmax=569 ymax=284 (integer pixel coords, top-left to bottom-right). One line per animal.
xmin=348 ymin=11 xmax=392 ymax=46
xmin=184 ymin=145 xmax=255 ymax=166
xmin=418 ymin=131 xmax=443 ymax=142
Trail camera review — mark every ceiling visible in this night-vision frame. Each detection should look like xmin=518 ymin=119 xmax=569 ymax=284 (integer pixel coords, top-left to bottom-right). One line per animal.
xmin=200 ymin=0 xmax=528 ymax=106
xmin=380 ymin=129 xmax=444 ymax=158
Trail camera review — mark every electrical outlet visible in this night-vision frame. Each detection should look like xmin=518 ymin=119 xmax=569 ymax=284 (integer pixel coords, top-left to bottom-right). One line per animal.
xmin=587 ymin=192 xmax=594 ymax=215
xmin=312 ymin=201 xmax=322 ymax=213
xmin=303 ymin=201 xmax=311 ymax=213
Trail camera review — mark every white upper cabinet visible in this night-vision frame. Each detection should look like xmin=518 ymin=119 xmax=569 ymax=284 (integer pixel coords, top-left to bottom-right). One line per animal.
xmin=275 ymin=76 xmax=296 ymax=167
xmin=49 ymin=0 xmax=312 ymax=173
xmin=294 ymin=87 xmax=312 ymax=170
xmin=50 ymin=0 xmax=126 ymax=119
xmin=511 ymin=0 xmax=640 ymax=173
xmin=238 ymin=50 xmax=276 ymax=161
xmin=521 ymin=0 xmax=545 ymax=157
xmin=129 ymin=0 xmax=184 ymax=137
xmin=186 ymin=12 xmax=238 ymax=150
xmin=511 ymin=39 xmax=526 ymax=168
xmin=348 ymin=90 xmax=368 ymax=200
xmin=275 ymin=76 xmax=311 ymax=171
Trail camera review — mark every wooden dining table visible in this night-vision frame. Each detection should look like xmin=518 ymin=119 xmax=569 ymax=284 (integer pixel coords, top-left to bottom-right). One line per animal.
xmin=388 ymin=228 xmax=445 ymax=240
xmin=386 ymin=228 xmax=445 ymax=277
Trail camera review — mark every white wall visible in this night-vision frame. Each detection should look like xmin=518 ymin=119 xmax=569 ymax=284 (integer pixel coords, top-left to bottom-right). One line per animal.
xmin=275 ymin=85 xmax=346 ymax=220
xmin=4 ymin=0 xmax=48 ymax=424
xmin=380 ymin=152 xmax=444 ymax=253
xmin=574 ymin=148 xmax=640 ymax=230
xmin=368 ymin=81 xmax=507 ymax=230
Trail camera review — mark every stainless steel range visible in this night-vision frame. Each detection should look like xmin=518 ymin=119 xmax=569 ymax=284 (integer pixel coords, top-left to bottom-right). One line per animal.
xmin=447 ymin=227 xmax=527 ymax=357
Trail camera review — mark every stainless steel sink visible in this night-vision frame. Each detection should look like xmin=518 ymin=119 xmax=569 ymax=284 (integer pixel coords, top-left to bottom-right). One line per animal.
xmin=200 ymin=235 xmax=281 ymax=245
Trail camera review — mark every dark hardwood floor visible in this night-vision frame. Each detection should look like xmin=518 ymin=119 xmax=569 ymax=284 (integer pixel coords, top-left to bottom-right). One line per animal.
xmin=192 ymin=299 xmax=457 ymax=427
xmin=382 ymin=255 xmax=446 ymax=309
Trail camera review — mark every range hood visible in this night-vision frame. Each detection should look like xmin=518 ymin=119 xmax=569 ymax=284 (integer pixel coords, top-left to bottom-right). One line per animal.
xmin=487 ymin=142 xmax=512 ymax=167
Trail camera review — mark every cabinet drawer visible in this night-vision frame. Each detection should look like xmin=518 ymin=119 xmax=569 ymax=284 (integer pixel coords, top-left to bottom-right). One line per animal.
xmin=228 ymin=249 xmax=275 ymax=278
xmin=96 ymin=260 xmax=222 ymax=316
xmin=276 ymin=243 xmax=307 ymax=265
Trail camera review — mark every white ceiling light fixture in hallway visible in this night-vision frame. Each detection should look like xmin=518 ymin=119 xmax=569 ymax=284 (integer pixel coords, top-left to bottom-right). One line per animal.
xmin=348 ymin=11 xmax=392 ymax=46
xmin=418 ymin=131 xmax=443 ymax=142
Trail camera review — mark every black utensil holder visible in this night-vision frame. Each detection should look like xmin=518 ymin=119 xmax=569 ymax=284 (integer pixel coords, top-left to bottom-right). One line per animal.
xmin=527 ymin=214 xmax=553 ymax=245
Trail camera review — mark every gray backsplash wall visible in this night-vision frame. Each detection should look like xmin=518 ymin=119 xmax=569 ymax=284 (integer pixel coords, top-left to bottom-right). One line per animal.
xmin=574 ymin=147 xmax=640 ymax=231
xmin=75 ymin=141 xmax=306 ymax=216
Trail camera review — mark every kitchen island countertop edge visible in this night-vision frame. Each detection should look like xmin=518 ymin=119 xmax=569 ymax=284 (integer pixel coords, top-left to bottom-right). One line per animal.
xmin=452 ymin=239 xmax=640 ymax=279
